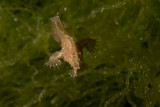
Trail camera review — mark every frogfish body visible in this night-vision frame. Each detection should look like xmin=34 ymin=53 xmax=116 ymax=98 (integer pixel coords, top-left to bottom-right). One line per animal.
xmin=45 ymin=15 xmax=96 ymax=77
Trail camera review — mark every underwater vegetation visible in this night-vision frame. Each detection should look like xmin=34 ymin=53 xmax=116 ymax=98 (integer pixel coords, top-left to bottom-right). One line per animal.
xmin=0 ymin=0 xmax=160 ymax=107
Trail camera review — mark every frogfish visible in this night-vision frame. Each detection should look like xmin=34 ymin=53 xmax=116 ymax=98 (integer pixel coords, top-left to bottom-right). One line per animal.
xmin=45 ymin=15 xmax=96 ymax=77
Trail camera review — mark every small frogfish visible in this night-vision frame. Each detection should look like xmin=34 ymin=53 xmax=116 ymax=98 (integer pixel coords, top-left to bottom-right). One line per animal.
xmin=45 ymin=15 xmax=96 ymax=77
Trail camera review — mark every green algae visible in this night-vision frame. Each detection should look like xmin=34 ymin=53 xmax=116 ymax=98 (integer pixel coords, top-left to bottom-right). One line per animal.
xmin=0 ymin=0 xmax=160 ymax=107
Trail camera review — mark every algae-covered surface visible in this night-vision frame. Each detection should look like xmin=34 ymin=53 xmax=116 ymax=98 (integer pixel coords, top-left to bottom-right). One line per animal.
xmin=0 ymin=0 xmax=160 ymax=107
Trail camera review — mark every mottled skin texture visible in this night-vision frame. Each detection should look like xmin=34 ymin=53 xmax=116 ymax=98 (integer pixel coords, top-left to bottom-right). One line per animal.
xmin=45 ymin=15 xmax=96 ymax=77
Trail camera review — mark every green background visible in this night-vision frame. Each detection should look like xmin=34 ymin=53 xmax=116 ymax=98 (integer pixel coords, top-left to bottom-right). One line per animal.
xmin=0 ymin=0 xmax=160 ymax=107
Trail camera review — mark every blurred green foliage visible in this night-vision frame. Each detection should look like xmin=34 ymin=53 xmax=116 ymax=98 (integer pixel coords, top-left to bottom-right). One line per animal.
xmin=0 ymin=0 xmax=160 ymax=107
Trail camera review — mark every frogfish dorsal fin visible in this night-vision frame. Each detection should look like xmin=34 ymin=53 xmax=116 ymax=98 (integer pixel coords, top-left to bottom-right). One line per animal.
xmin=77 ymin=38 xmax=96 ymax=52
